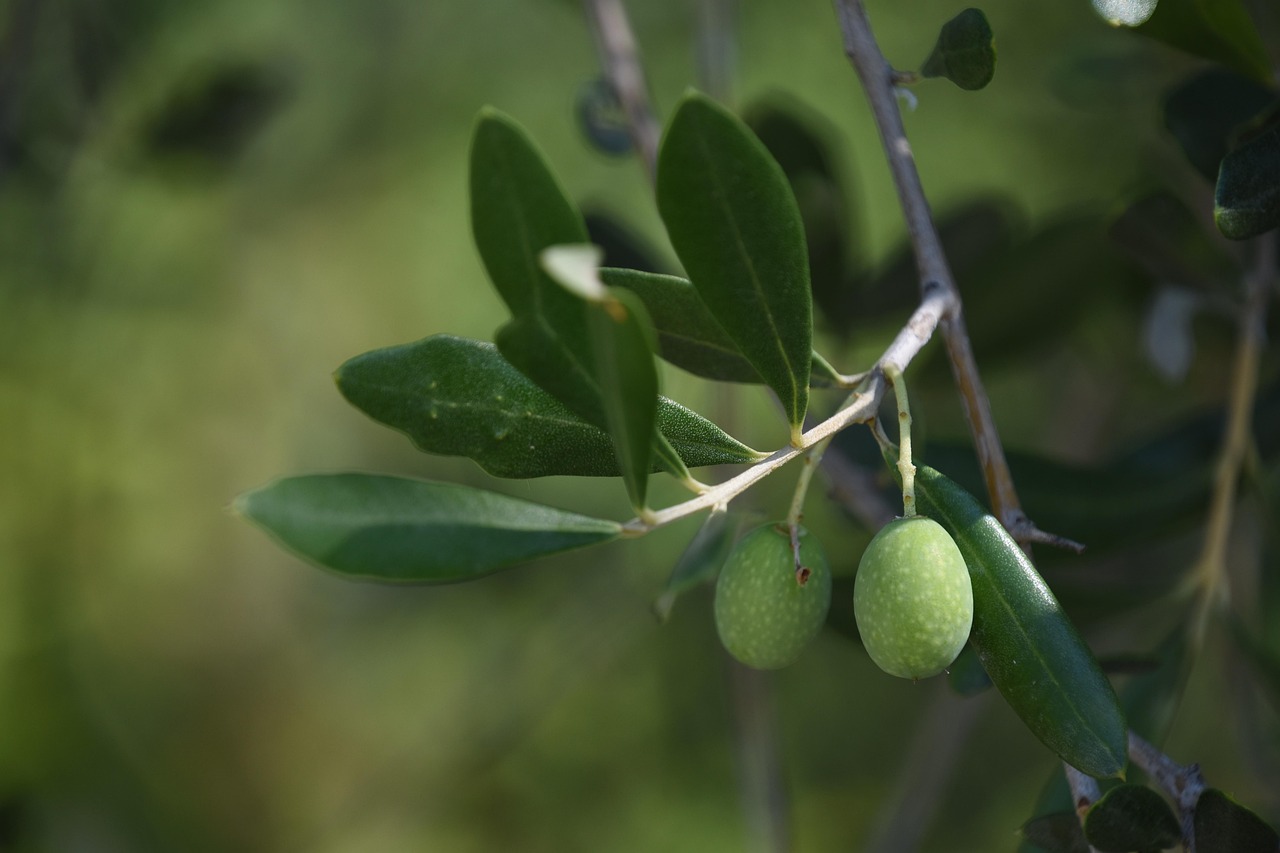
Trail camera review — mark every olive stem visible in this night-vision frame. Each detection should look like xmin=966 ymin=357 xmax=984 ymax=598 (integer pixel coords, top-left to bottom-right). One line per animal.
xmin=785 ymin=435 xmax=833 ymax=581
xmin=1128 ymin=731 xmax=1207 ymax=850
xmin=885 ymin=364 xmax=917 ymax=518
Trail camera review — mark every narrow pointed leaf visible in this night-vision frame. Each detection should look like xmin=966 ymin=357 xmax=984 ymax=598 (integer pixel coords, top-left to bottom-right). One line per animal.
xmin=912 ymin=463 xmax=1129 ymax=778
xmin=469 ymin=107 xmax=590 ymax=320
xmin=921 ymin=8 xmax=997 ymax=91
xmin=1163 ymin=69 xmax=1277 ymax=182
xmin=1134 ymin=0 xmax=1271 ymax=82
xmin=586 ymin=287 xmax=660 ymax=510
xmin=236 ymin=474 xmax=621 ymax=583
xmin=1194 ymin=789 xmax=1280 ymax=853
xmin=653 ymin=509 xmax=742 ymax=621
xmin=335 ymin=334 xmax=760 ymax=478
xmin=1215 ymin=113 xmax=1280 ymax=240
xmin=1084 ymin=785 xmax=1181 ymax=853
xmin=657 ymin=91 xmax=813 ymax=433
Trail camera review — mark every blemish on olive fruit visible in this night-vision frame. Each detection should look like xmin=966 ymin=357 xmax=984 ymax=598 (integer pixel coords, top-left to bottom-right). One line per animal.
xmin=714 ymin=523 xmax=831 ymax=670
xmin=854 ymin=516 xmax=973 ymax=680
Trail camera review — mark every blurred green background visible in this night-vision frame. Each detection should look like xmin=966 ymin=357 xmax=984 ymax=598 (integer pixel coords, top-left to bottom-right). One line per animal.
xmin=2 ymin=0 xmax=1274 ymax=850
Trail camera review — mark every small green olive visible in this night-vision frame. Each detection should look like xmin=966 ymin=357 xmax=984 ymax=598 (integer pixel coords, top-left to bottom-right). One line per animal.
xmin=854 ymin=516 xmax=973 ymax=680
xmin=714 ymin=523 xmax=832 ymax=670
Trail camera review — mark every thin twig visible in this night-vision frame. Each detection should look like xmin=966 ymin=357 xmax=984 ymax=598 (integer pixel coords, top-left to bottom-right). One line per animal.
xmin=1188 ymin=232 xmax=1274 ymax=647
xmin=621 ymin=285 xmax=953 ymax=534
xmin=832 ymin=0 xmax=1039 ymax=545
xmin=696 ymin=0 xmax=738 ymax=105
xmin=581 ymin=0 xmax=662 ymax=182
xmin=1129 ymin=731 xmax=1207 ymax=851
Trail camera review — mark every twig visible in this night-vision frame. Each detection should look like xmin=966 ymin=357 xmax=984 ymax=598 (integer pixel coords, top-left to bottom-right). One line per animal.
xmin=581 ymin=0 xmax=662 ymax=182
xmin=832 ymin=0 xmax=1037 ymax=545
xmin=696 ymin=0 xmax=738 ymax=105
xmin=1129 ymin=731 xmax=1207 ymax=851
xmin=1188 ymin=231 xmax=1274 ymax=647
xmin=621 ymin=284 xmax=954 ymax=534
xmin=727 ymin=659 xmax=790 ymax=853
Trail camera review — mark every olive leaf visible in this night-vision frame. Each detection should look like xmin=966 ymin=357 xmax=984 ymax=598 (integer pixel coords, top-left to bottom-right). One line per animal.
xmin=1084 ymin=785 xmax=1181 ymax=853
xmin=235 ymin=474 xmax=622 ymax=584
xmin=1215 ymin=110 xmax=1280 ymax=240
xmin=657 ymin=91 xmax=814 ymax=440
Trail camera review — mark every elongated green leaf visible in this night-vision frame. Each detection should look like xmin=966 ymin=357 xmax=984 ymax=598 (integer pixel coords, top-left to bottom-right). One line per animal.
xmin=586 ymin=286 xmax=660 ymax=510
xmin=653 ymin=509 xmax=742 ymax=621
xmin=1215 ymin=112 xmax=1280 ymax=240
xmin=1134 ymin=0 xmax=1271 ymax=82
xmin=921 ymin=8 xmax=997 ymax=91
xmin=335 ymin=335 xmax=761 ymax=478
xmin=469 ymin=107 xmax=590 ymax=321
xmin=1085 ymin=785 xmax=1181 ymax=853
xmin=657 ymin=91 xmax=813 ymax=437
xmin=236 ymin=474 xmax=621 ymax=583
xmin=1163 ymin=69 xmax=1277 ymax=182
xmin=1120 ymin=625 xmax=1192 ymax=745
xmin=1194 ymin=789 xmax=1280 ymax=853
xmin=913 ymin=464 xmax=1128 ymax=778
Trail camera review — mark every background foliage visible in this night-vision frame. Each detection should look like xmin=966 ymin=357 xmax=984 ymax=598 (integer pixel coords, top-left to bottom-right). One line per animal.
xmin=1 ymin=0 xmax=1276 ymax=849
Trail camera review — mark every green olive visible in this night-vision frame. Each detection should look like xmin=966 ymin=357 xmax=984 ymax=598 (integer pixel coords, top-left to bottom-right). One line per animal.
xmin=854 ymin=516 xmax=973 ymax=680
xmin=714 ymin=523 xmax=832 ymax=670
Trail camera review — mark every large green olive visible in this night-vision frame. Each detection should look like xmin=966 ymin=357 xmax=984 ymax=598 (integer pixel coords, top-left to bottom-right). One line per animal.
xmin=854 ymin=516 xmax=973 ymax=680
xmin=714 ymin=523 xmax=832 ymax=670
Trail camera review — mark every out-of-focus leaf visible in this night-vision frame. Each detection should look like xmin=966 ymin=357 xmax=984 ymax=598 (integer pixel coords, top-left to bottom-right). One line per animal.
xmin=657 ymin=91 xmax=813 ymax=438
xmin=1215 ymin=111 xmax=1280 ymax=240
xmin=1163 ymin=69 xmax=1277 ymax=182
xmin=235 ymin=474 xmax=621 ymax=583
xmin=1119 ymin=625 xmax=1192 ymax=746
xmin=1230 ymin=619 xmax=1280 ymax=717
xmin=336 ymin=335 xmax=760 ymax=477
xmin=921 ymin=8 xmax=997 ymax=91
xmin=947 ymin=643 xmax=993 ymax=696
xmin=1084 ymin=784 xmax=1181 ymax=853
xmin=601 ymin=268 xmax=842 ymax=387
xmin=745 ymin=99 xmax=860 ymax=336
xmin=912 ymin=463 xmax=1129 ymax=778
xmin=861 ymin=197 xmax=1020 ymax=318
xmin=584 ymin=210 xmax=670 ymax=274
xmin=1134 ymin=0 xmax=1271 ymax=82
xmin=1018 ymin=769 xmax=1081 ymax=853
xmin=1021 ymin=812 xmax=1090 ymax=853
xmin=1109 ymin=190 xmax=1240 ymax=292
xmin=576 ymin=78 xmax=632 ymax=156
xmin=653 ymin=509 xmax=743 ymax=621
xmin=1194 ymin=789 xmax=1280 ymax=853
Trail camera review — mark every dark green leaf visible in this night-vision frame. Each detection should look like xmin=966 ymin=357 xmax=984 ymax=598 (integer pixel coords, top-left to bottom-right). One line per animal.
xmin=859 ymin=197 xmax=1019 ymax=319
xmin=1108 ymin=190 xmax=1240 ymax=292
xmin=1215 ymin=111 xmax=1280 ymax=240
xmin=1018 ymin=770 xmax=1082 ymax=853
xmin=1084 ymin=784 xmax=1181 ymax=853
xmin=1134 ymin=0 xmax=1271 ymax=82
xmin=657 ymin=91 xmax=813 ymax=438
xmin=585 ymin=285 xmax=661 ymax=510
xmin=1021 ymin=812 xmax=1090 ymax=853
xmin=235 ymin=474 xmax=621 ymax=583
xmin=1120 ymin=625 xmax=1192 ymax=746
xmin=469 ymin=107 xmax=590 ymax=322
xmin=912 ymin=464 xmax=1129 ymax=778
xmin=576 ymin=78 xmax=631 ymax=156
xmin=1163 ymin=69 xmax=1278 ymax=182
xmin=653 ymin=509 xmax=742 ymax=621
xmin=947 ymin=643 xmax=993 ymax=696
xmin=921 ymin=8 xmax=997 ymax=91
xmin=335 ymin=334 xmax=761 ymax=477
xmin=1194 ymin=789 xmax=1280 ymax=853
xmin=584 ymin=210 xmax=670 ymax=274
